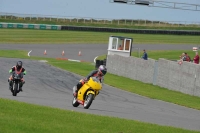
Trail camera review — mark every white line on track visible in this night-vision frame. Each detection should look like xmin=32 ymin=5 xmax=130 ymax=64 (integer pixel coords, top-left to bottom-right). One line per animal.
xmin=68 ymin=59 xmax=81 ymax=62
xmin=28 ymin=50 xmax=32 ymax=57
xmin=94 ymin=56 xmax=98 ymax=63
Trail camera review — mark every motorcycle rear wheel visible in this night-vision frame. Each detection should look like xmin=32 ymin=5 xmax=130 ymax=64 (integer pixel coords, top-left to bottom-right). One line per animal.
xmin=84 ymin=94 xmax=94 ymax=109
xmin=72 ymin=97 xmax=80 ymax=107
xmin=13 ymin=83 xmax=18 ymax=96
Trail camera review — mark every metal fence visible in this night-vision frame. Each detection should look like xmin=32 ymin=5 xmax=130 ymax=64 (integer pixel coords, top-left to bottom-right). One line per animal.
xmin=1 ymin=12 xmax=200 ymax=27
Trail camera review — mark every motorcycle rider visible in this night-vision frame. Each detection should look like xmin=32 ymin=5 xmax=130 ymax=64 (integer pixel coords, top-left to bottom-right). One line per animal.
xmin=8 ymin=61 xmax=26 ymax=92
xmin=73 ymin=65 xmax=107 ymax=97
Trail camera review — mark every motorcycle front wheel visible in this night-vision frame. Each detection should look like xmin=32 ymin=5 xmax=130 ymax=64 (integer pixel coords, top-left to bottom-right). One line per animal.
xmin=13 ymin=83 xmax=18 ymax=96
xmin=84 ymin=94 xmax=94 ymax=109
xmin=72 ymin=97 xmax=80 ymax=107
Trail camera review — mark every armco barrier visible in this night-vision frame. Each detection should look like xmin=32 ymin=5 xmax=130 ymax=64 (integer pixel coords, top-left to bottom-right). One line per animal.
xmin=61 ymin=25 xmax=200 ymax=35
xmin=106 ymin=54 xmax=200 ymax=97
xmin=0 ymin=23 xmax=61 ymax=30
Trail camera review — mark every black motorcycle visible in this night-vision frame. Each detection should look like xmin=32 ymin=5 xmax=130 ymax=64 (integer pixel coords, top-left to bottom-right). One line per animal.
xmin=11 ymin=72 xmax=23 ymax=96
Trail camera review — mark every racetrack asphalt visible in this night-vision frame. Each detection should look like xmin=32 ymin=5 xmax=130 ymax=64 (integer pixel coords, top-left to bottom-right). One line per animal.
xmin=1 ymin=44 xmax=200 ymax=131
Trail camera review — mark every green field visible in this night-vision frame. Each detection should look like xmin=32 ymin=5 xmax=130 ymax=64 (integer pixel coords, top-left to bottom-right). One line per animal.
xmin=1 ymin=98 xmax=199 ymax=133
xmin=0 ymin=28 xmax=200 ymax=44
xmin=1 ymin=27 xmax=200 ymax=132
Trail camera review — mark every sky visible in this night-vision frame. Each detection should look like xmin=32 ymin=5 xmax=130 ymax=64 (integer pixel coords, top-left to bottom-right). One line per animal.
xmin=0 ymin=0 xmax=200 ymax=22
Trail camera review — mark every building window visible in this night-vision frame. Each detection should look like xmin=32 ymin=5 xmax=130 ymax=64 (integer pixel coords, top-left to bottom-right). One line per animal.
xmin=125 ymin=39 xmax=130 ymax=51
xmin=112 ymin=38 xmax=117 ymax=49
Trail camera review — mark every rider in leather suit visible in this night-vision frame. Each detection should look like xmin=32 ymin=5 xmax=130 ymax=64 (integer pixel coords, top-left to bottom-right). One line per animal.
xmin=73 ymin=65 xmax=107 ymax=97
xmin=8 ymin=61 xmax=26 ymax=92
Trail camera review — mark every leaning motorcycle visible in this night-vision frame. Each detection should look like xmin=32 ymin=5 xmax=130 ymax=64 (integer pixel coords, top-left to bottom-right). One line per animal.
xmin=72 ymin=77 xmax=102 ymax=109
xmin=11 ymin=72 xmax=23 ymax=96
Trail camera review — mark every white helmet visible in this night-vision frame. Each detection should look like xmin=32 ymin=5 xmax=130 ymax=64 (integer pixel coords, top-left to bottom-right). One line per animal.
xmin=98 ymin=65 xmax=107 ymax=75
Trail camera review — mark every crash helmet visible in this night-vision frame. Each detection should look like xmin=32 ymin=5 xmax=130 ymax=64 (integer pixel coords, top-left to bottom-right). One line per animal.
xmin=98 ymin=65 xmax=107 ymax=76
xmin=16 ymin=61 xmax=23 ymax=70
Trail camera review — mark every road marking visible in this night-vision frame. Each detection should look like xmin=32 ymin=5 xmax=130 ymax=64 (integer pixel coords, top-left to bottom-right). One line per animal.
xmin=68 ymin=59 xmax=81 ymax=62
xmin=28 ymin=50 xmax=32 ymax=57
xmin=39 ymin=60 xmax=48 ymax=63
xmin=94 ymin=56 xmax=98 ymax=63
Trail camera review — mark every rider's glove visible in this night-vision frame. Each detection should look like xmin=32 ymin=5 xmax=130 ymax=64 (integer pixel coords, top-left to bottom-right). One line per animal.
xmin=23 ymin=71 xmax=27 ymax=75
xmin=83 ymin=78 xmax=88 ymax=82
xmin=9 ymin=69 xmax=12 ymax=74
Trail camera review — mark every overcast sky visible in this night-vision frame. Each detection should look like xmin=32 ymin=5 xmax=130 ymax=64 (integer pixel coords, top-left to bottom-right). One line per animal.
xmin=0 ymin=0 xmax=200 ymax=22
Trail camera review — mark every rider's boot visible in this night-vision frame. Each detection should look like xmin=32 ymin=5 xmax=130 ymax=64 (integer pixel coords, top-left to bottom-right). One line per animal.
xmin=8 ymin=79 xmax=13 ymax=90
xmin=73 ymin=88 xmax=78 ymax=97
xmin=74 ymin=82 xmax=83 ymax=97
xmin=19 ymin=81 xmax=25 ymax=92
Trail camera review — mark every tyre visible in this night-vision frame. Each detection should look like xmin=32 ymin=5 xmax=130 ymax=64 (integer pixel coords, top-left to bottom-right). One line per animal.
xmin=72 ymin=97 xmax=79 ymax=107
xmin=13 ymin=83 xmax=18 ymax=96
xmin=84 ymin=94 xmax=94 ymax=109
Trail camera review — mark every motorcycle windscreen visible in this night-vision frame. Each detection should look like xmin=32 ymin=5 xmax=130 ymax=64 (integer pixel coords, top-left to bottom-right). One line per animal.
xmin=13 ymin=72 xmax=22 ymax=80
xmin=87 ymin=77 xmax=102 ymax=90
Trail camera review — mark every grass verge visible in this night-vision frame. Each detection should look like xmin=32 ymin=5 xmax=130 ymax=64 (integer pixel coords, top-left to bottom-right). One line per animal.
xmin=1 ymin=98 xmax=199 ymax=133
xmin=0 ymin=28 xmax=200 ymax=44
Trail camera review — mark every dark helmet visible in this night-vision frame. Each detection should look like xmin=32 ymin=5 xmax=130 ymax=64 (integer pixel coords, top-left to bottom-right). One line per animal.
xmin=98 ymin=65 xmax=107 ymax=76
xmin=16 ymin=61 xmax=23 ymax=70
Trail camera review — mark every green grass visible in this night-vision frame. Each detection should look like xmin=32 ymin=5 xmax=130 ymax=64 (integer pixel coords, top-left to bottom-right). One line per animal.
xmin=1 ymin=50 xmax=200 ymax=111
xmin=0 ymin=50 xmax=28 ymax=58
xmin=97 ymin=50 xmax=196 ymax=61
xmin=1 ymin=98 xmax=198 ymax=133
xmin=1 ymin=18 xmax=200 ymax=31
xmin=0 ymin=28 xmax=200 ymax=44
xmin=96 ymin=54 xmax=107 ymax=60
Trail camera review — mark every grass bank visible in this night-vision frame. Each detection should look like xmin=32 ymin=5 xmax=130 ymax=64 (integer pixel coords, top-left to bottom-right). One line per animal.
xmin=0 ymin=28 xmax=200 ymax=44
xmin=1 ymin=98 xmax=199 ymax=133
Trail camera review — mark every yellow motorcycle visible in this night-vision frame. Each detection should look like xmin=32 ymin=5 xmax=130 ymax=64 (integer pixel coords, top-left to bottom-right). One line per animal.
xmin=72 ymin=77 xmax=102 ymax=109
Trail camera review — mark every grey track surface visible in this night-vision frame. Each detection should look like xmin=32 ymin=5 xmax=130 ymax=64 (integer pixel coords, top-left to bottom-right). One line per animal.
xmin=1 ymin=44 xmax=200 ymax=131
xmin=0 ymin=44 xmax=196 ymax=62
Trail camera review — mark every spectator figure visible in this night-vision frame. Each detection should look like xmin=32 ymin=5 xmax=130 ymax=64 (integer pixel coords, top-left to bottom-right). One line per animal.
xmin=142 ymin=49 xmax=148 ymax=60
xmin=179 ymin=53 xmax=185 ymax=60
xmin=118 ymin=45 xmax=123 ymax=50
xmin=193 ymin=52 xmax=199 ymax=64
xmin=178 ymin=53 xmax=185 ymax=65
xmin=180 ymin=52 xmax=190 ymax=62
xmin=185 ymin=52 xmax=191 ymax=62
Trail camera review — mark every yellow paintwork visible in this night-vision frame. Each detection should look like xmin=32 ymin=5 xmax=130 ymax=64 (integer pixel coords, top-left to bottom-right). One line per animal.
xmin=77 ymin=77 xmax=102 ymax=101
xmin=86 ymin=91 xmax=95 ymax=95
